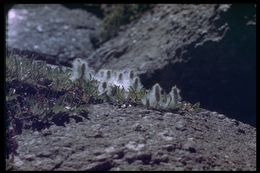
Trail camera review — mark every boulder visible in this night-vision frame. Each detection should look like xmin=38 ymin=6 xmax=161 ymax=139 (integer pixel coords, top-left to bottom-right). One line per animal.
xmin=6 ymin=4 xmax=101 ymax=63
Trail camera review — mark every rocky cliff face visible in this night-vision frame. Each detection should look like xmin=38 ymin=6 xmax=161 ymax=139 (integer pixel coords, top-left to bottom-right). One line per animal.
xmin=86 ymin=4 xmax=256 ymax=126
xmin=88 ymin=4 xmax=230 ymax=71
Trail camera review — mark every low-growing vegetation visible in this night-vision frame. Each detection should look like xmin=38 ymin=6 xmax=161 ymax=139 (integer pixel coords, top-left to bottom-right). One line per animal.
xmin=6 ymin=54 xmax=201 ymax=162
xmin=97 ymin=4 xmax=155 ymax=43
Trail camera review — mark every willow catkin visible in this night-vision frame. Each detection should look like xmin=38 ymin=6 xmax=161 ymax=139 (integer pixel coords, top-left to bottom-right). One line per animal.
xmin=102 ymin=81 xmax=107 ymax=90
xmin=100 ymin=70 xmax=104 ymax=78
xmin=133 ymin=77 xmax=139 ymax=90
xmin=106 ymin=70 xmax=111 ymax=80
xmin=154 ymin=84 xmax=161 ymax=102
xmin=79 ymin=63 xmax=86 ymax=80
xmin=129 ymin=70 xmax=135 ymax=80
xmin=118 ymin=72 xmax=123 ymax=81
xmin=173 ymin=86 xmax=178 ymax=104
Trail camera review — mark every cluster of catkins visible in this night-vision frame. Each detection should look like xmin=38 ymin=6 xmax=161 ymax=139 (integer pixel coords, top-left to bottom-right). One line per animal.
xmin=95 ymin=68 xmax=143 ymax=95
xmin=70 ymin=58 xmax=181 ymax=110
xmin=141 ymin=83 xmax=181 ymax=110
xmin=70 ymin=58 xmax=142 ymax=94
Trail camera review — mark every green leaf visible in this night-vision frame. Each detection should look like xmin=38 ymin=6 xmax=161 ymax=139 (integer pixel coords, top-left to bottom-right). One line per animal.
xmin=52 ymin=104 xmax=67 ymax=114
xmin=6 ymin=95 xmax=17 ymax=102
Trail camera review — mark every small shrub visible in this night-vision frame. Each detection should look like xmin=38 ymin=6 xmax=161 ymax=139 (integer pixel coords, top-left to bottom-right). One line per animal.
xmin=100 ymin=4 xmax=154 ymax=42
xmin=5 ymin=55 xmax=184 ymax=160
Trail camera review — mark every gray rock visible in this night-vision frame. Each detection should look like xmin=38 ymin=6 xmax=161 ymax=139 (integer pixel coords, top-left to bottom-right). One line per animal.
xmin=6 ymin=103 xmax=256 ymax=171
xmin=6 ymin=4 xmax=101 ymax=62
xmin=86 ymin=4 xmax=255 ymax=127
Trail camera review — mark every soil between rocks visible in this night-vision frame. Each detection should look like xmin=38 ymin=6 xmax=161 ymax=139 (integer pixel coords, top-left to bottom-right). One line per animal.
xmin=7 ymin=103 xmax=256 ymax=171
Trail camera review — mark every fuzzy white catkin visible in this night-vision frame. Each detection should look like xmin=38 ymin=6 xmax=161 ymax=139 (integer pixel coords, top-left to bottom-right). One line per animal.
xmin=167 ymin=85 xmax=182 ymax=109
xmin=159 ymin=92 xmax=171 ymax=109
xmin=70 ymin=59 xmax=135 ymax=91
xmin=70 ymin=58 xmax=94 ymax=81
xmin=106 ymin=70 xmax=112 ymax=80
xmin=131 ymin=76 xmax=143 ymax=91
xmin=140 ymin=83 xmax=181 ymax=110
xmin=146 ymin=83 xmax=162 ymax=108
xmin=141 ymin=96 xmax=149 ymax=107
xmin=70 ymin=58 xmax=81 ymax=81
xmin=68 ymin=59 xmax=182 ymax=110
xmin=95 ymin=69 xmax=106 ymax=82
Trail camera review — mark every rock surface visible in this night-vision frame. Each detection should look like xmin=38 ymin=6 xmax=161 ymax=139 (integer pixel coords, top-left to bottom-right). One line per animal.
xmin=8 ymin=103 xmax=256 ymax=171
xmin=86 ymin=4 xmax=256 ymax=126
xmin=6 ymin=4 xmax=101 ymax=63
xmin=88 ymin=4 xmax=230 ymax=71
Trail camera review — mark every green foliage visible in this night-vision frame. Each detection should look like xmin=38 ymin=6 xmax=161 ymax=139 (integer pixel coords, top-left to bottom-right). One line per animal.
xmin=108 ymin=85 xmax=127 ymax=104
xmin=6 ymin=55 xmax=182 ymax=113
xmin=128 ymin=86 xmax=147 ymax=104
xmin=5 ymin=54 xmax=184 ymax=160
xmin=71 ymin=77 xmax=99 ymax=104
xmin=5 ymin=55 xmax=97 ymax=160
xmin=100 ymin=4 xmax=154 ymax=42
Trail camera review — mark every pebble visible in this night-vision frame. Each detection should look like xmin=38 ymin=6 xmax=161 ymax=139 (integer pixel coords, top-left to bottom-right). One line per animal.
xmin=175 ymin=120 xmax=185 ymax=130
xmin=14 ymin=156 xmax=24 ymax=167
xmin=23 ymin=154 xmax=35 ymax=161
xmin=105 ymin=146 xmax=116 ymax=153
xmin=94 ymin=131 xmax=103 ymax=138
xmin=237 ymin=128 xmax=245 ymax=134
xmin=210 ymin=111 xmax=218 ymax=116
xmin=217 ymin=114 xmax=225 ymax=120
xmin=126 ymin=141 xmax=145 ymax=151
xmin=163 ymin=112 xmax=174 ymax=118
xmin=37 ymin=151 xmax=52 ymax=157
xmin=95 ymin=153 xmax=108 ymax=161
xmin=36 ymin=25 xmax=43 ymax=32
xmin=136 ymin=152 xmax=152 ymax=164
xmin=133 ymin=123 xmax=144 ymax=132
xmin=183 ymin=138 xmax=197 ymax=153
xmin=121 ymin=104 xmax=127 ymax=108
xmin=42 ymin=129 xmax=52 ymax=136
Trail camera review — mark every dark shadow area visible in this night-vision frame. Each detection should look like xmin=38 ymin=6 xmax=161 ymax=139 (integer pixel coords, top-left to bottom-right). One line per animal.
xmin=141 ymin=4 xmax=256 ymax=126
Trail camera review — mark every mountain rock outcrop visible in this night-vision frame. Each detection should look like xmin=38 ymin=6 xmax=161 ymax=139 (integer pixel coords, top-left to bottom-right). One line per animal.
xmin=5 ymin=4 xmax=256 ymax=171
xmin=6 ymin=4 xmax=101 ymax=63
xmin=87 ymin=4 xmax=256 ymax=126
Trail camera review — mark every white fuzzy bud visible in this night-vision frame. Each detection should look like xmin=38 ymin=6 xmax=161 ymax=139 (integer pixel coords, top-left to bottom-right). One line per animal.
xmin=118 ymin=72 xmax=123 ymax=81
xmin=167 ymin=85 xmax=181 ymax=109
xmin=147 ymin=83 xmax=162 ymax=108
xmin=129 ymin=70 xmax=135 ymax=80
xmin=132 ymin=76 xmax=143 ymax=91
xmin=160 ymin=92 xmax=171 ymax=109
xmin=106 ymin=70 xmax=112 ymax=80
xmin=70 ymin=58 xmax=94 ymax=81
